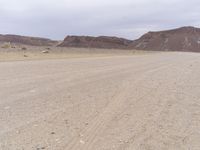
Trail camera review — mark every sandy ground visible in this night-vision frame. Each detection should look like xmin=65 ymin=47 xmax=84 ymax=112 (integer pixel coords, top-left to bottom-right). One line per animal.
xmin=0 ymin=51 xmax=200 ymax=150
xmin=0 ymin=46 xmax=150 ymax=61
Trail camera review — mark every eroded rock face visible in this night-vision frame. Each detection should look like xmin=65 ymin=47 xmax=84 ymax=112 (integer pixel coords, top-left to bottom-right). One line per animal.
xmin=130 ymin=26 xmax=200 ymax=52
xmin=0 ymin=34 xmax=58 ymax=46
xmin=58 ymin=36 xmax=132 ymax=49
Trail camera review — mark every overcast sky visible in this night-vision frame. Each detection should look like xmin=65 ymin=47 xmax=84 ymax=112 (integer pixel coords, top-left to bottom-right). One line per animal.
xmin=0 ymin=0 xmax=200 ymax=40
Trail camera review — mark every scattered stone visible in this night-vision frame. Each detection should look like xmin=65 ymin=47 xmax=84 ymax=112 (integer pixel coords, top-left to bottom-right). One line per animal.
xmin=80 ymin=139 xmax=85 ymax=144
xmin=36 ymin=147 xmax=45 ymax=150
xmin=51 ymin=132 xmax=55 ymax=135
xmin=79 ymin=133 xmax=84 ymax=137
xmin=64 ymin=119 xmax=68 ymax=124
xmin=42 ymin=50 xmax=49 ymax=54
xmin=30 ymin=89 xmax=36 ymax=93
xmin=16 ymin=130 xmax=20 ymax=134
xmin=23 ymin=55 xmax=28 ymax=57
xmin=125 ymin=140 xmax=129 ymax=143
xmin=4 ymin=106 xmax=10 ymax=110
xmin=34 ymin=124 xmax=38 ymax=127
xmin=21 ymin=47 xmax=27 ymax=50
xmin=55 ymin=138 xmax=60 ymax=143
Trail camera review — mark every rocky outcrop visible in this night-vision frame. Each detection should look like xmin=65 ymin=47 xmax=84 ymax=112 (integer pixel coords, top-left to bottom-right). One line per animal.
xmin=2 ymin=26 xmax=200 ymax=52
xmin=130 ymin=26 xmax=200 ymax=52
xmin=0 ymin=34 xmax=58 ymax=46
xmin=58 ymin=36 xmax=132 ymax=49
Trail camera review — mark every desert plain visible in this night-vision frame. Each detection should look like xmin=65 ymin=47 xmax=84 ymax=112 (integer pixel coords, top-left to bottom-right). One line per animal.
xmin=0 ymin=46 xmax=200 ymax=150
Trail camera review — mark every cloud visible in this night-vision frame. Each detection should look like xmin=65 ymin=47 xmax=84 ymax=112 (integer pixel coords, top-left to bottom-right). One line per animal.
xmin=0 ymin=0 xmax=200 ymax=40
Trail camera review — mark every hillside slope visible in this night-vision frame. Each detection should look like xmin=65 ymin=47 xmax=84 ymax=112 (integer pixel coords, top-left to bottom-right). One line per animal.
xmin=0 ymin=34 xmax=58 ymax=46
xmin=58 ymin=36 xmax=132 ymax=49
xmin=130 ymin=26 xmax=200 ymax=52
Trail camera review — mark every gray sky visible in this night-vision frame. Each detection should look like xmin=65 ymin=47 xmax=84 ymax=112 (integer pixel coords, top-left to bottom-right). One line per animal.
xmin=0 ymin=0 xmax=200 ymax=40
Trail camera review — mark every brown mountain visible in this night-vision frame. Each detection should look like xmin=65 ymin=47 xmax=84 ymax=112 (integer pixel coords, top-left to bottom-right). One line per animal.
xmin=58 ymin=36 xmax=132 ymax=49
xmin=130 ymin=26 xmax=200 ymax=52
xmin=0 ymin=34 xmax=58 ymax=46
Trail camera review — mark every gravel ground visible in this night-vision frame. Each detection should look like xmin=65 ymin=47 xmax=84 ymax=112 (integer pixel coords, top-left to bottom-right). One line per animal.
xmin=0 ymin=52 xmax=200 ymax=150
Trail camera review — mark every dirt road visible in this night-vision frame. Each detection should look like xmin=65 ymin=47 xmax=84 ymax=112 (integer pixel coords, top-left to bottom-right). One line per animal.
xmin=0 ymin=52 xmax=200 ymax=150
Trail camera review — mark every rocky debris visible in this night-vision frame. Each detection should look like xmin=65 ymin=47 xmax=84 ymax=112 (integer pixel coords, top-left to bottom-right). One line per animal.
xmin=79 ymin=139 xmax=85 ymax=144
xmin=58 ymin=36 xmax=132 ymax=49
xmin=0 ymin=34 xmax=58 ymax=46
xmin=42 ymin=50 xmax=49 ymax=54
xmin=36 ymin=147 xmax=46 ymax=150
xmin=130 ymin=26 xmax=200 ymax=52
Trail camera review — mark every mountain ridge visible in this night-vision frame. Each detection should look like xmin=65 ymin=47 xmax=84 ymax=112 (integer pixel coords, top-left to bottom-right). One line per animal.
xmin=58 ymin=35 xmax=132 ymax=49
xmin=1 ymin=26 xmax=200 ymax=52
xmin=0 ymin=34 xmax=58 ymax=46
xmin=130 ymin=26 xmax=200 ymax=52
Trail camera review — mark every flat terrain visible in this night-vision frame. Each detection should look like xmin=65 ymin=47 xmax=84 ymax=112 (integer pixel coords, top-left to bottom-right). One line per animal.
xmin=0 ymin=46 xmax=146 ymax=61
xmin=0 ymin=52 xmax=200 ymax=150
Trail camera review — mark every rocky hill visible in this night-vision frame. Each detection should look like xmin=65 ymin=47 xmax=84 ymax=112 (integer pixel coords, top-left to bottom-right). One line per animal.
xmin=0 ymin=34 xmax=58 ymax=46
xmin=58 ymin=36 xmax=132 ymax=49
xmin=130 ymin=26 xmax=200 ymax=52
xmin=2 ymin=26 xmax=200 ymax=52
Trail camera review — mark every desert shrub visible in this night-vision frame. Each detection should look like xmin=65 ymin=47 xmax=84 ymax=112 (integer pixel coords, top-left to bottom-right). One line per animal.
xmin=1 ymin=43 xmax=11 ymax=49
xmin=21 ymin=47 xmax=27 ymax=50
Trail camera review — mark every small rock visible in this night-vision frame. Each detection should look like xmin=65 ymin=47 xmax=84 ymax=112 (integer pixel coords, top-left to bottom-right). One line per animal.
xmin=80 ymin=139 xmax=85 ymax=144
xmin=64 ymin=119 xmax=68 ymax=124
xmin=36 ymin=147 xmax=45 ymax=150
xmin=42 ymin=50 xmax=49 ymax=54
xmin=125 ymin=140 xmax=129 ymax=143
xmin=30 ymin=89 xmax=36 ymax=93
xmin=4 ymin=106 xmax=10 ymax=110
xmin=16 ymin=130 xmax=20 ymax=134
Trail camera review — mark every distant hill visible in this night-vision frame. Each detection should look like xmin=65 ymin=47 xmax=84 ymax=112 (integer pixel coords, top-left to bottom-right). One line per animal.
xmin=130 ymin=26 xmax=200 ymax=52
xmin=58 ymin=36 xmax=132 ymax=49
xmin=0 ymin=34 xmax=58 ymax=46
xmin=1 ymin=26 xmax=200 ymax=52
